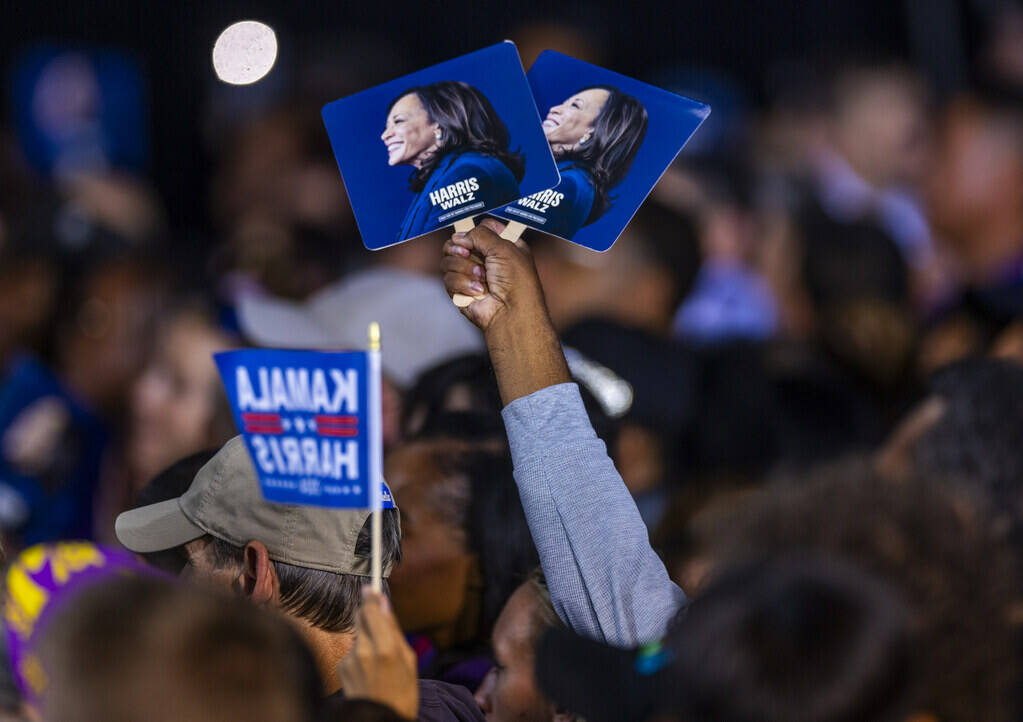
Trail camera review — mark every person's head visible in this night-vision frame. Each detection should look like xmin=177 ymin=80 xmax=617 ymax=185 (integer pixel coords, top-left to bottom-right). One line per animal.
xmin=55 ymin=252 xmax=171 ymax=415
xmin=400 ymin=353 xmax=504 ymax=440
xmin=796 ymin=207 xmax=915 ymax=386
xmin=881 ymin=358 xmax=1023 ymax=522
xmin=34 ymin=575 xmax=321 ymax=722
xmin=926 ymin=90 xmax=1023 ymax=277
xmin=383 ymin=81 xmax=525 ymax=192
xmin=532 ymin=555 xmax=920 ymax=722
xmin=114 ymin=436 xmax=402 ymax=692
xmin=129 ymin=449 xmax=217 ymax=574
xmin=475 ymin=569 xmax=574 ymax=722
xmin=531 ymin=200 xmax=699 ymax=334
xmin=128 ymin=301 xmax=237 ymax=487
xmin=384 ymin=439 xmax=537 ymax=649
xmin=690 ymin=458 xmax=1017 ymax=722
xmin=827 ymin=61 xmax=930 ymax=188
xmin=561 ymin=319 xmax=699 ymax=495
xmin=670 ymin=555 xmax=919 ymax=722
xmin=547 ymin=85 xmax=648 ymax=221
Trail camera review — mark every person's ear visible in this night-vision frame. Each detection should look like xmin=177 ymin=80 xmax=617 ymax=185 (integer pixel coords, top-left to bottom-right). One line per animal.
xmin=578 ymin=129 xmax=593 ymax=146
xmin=242 ymin=541 xmax=278 ymax=605
xmin=433 ymin=125 xmax=443 ymax=143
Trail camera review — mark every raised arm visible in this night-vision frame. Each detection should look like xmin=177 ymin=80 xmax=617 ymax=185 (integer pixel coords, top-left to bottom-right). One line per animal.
xmin=441 ymin=219 xmax=686 ymax=645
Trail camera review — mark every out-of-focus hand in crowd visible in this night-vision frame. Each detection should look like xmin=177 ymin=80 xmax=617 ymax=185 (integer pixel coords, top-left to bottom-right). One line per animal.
xmin=336 ymin=587 xmax=419 ymax=720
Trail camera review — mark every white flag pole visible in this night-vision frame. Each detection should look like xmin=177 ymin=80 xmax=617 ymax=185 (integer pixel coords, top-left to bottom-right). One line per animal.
xmin=368 ymin=322 xmax=383 ymax=593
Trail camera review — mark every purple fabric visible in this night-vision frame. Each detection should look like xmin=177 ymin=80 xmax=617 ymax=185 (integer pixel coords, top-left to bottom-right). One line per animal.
xmin=3 ymin=542 xmax=156 ymax=701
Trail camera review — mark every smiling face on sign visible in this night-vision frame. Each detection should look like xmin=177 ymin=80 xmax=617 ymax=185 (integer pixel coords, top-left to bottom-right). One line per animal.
xmin=382 ymin=93 xmax=440 ymax=169
xmin=543 ymin=88 xmax=609 ymax=153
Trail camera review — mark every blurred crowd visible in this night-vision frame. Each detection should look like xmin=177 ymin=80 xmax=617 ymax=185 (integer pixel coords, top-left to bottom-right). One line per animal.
xmin=2 ymin=4 xmax=1023 ymax=721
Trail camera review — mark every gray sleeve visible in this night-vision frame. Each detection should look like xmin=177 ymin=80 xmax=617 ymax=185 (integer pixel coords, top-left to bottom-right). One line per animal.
xmin=501 ymin=382 xmax=686 ymax=646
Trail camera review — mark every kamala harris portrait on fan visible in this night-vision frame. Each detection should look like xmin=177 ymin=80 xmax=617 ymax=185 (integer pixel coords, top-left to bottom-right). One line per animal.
xmin=536 ymin=86 xmax=648 ymax=239
xmin=322 ymin=43 xmax=559 ymax=250
xmin=384 ymin=81 xmax=526 ymax=242
xmin=494 ymin=50 xmax=708 ymax=252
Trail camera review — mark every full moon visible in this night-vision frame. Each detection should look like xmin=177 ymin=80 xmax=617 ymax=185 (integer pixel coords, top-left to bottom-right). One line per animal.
xmin=212 ymin=21 xmax=278 ymax=85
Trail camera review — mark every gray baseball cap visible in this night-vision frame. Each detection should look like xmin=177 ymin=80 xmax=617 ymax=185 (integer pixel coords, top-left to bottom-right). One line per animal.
xmin=115 ymin=436 xmax=399 ymax=577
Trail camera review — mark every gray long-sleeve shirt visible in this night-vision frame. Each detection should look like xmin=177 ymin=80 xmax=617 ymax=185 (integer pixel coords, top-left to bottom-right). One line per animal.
xmin=501 ymin=382 xmax=687 ymax=646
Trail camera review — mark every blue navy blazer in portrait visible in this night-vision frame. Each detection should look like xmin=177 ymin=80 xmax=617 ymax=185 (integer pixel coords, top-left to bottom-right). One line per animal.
xmin=545 ymin=160 xmax=597 ymax=239
xmin=396 ymin=151 xmax=521 ymax=242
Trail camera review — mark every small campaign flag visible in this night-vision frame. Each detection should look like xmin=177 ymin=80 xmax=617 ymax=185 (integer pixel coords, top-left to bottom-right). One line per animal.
xmin=215 ymin=349 xmax=392 ymax=509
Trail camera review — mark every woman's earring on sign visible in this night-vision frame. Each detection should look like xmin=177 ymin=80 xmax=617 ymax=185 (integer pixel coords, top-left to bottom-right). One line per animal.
xmin=435 ymin=129 xmax=443 ymax=141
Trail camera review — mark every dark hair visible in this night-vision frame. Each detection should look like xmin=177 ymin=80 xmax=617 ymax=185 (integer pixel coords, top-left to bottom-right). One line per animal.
xmin=672 ymin=555 xmax=918 ymax=722
xmin=393 ymin=439 xmax=539 ymax=638
xmin=35 ymin=576 xmax=321 ymax=722
xmin=797 ymin=205 xmax=915 ymax=387
xmin=523 ymin=567 xmax=562 ymax=647
xmin=693 ymin=458 xmax=1017 ymax=722
xmin=403 ymin=352 xmax=619 ymax=451
xmin=206 ymin=507 xmax=402 ymax=634
xmin=459 ymin=449 xmax=540 ymax=634
xmin=797 ymin=207 xmax=909 ymax=308
xmin=622 ymin=200 xmax=702 ymax=309
xmin=555 ymin=86 xmax=648 ymax=223
xmin=132 ymin=449 xmax=218 ymax=574
xmin=912 ymin=358 xmax=1023 ymax=512
xmin=400 ymin=353 xmax=504 ymax=440
xmin=389 ymin=81 xmax=525 ymax=192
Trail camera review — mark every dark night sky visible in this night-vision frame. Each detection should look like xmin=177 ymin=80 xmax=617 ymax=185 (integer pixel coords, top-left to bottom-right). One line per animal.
xmin=0 ymin=0 xmax=973 ymax=231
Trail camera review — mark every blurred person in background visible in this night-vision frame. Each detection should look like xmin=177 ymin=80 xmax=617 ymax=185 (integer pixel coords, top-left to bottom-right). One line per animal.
xmin=2 ymin=541 xmax=160 ymax=717
xmin=400 ymin=354 xmax=505 ymax=442
xmin=660 ymin=157 xmax=779 ymax=346
xmin=32 ymin=575 xmax=322 ymax=722
xmin=530 ymin=200 xmax=701 ymax=334
xmin=0 ymin=248 xmax=170 ymax=547
xmin=509 ymin=18 xmax=605 ymax=69
xmin=751 ymin=205 xmax=916 ymax=458
xmin=533 ymin=555 xmax=921 ymax=722
xmin=126 ymin=301 xmax=237 ymax=487
xmin=52 ymin=252 xmax=170 ymax=423
xmin=978 ymin=1 xmax=1023 ymax=88
xmin=793 ymin=208 xmax=916 ymax=397
xmin=210 ymin=103 xmax=357 ymax=301
xmin=550 ymin=554 xmax=924 ymax=722
xmin=878 ymin=357 xmax=1023 ymax=570
xmin=668 ymin=206 xmax=914 ymax=481
xmin=474 ymin=569 xmax=576 ymax=722
xmin=921 ymin=86 xmax=1023 ymax=373
xmin=560 ymin=319 xmax=697 ymax=529
xmin=811 ymin=61 xmax=936 ymax=286
xmin=385 ymin=439 xmax=538 ymax=690
xmin=91 ymin=298 xmax=236 ymax=544
xmin=685 ymin=458 xmax=1017 ymax=722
